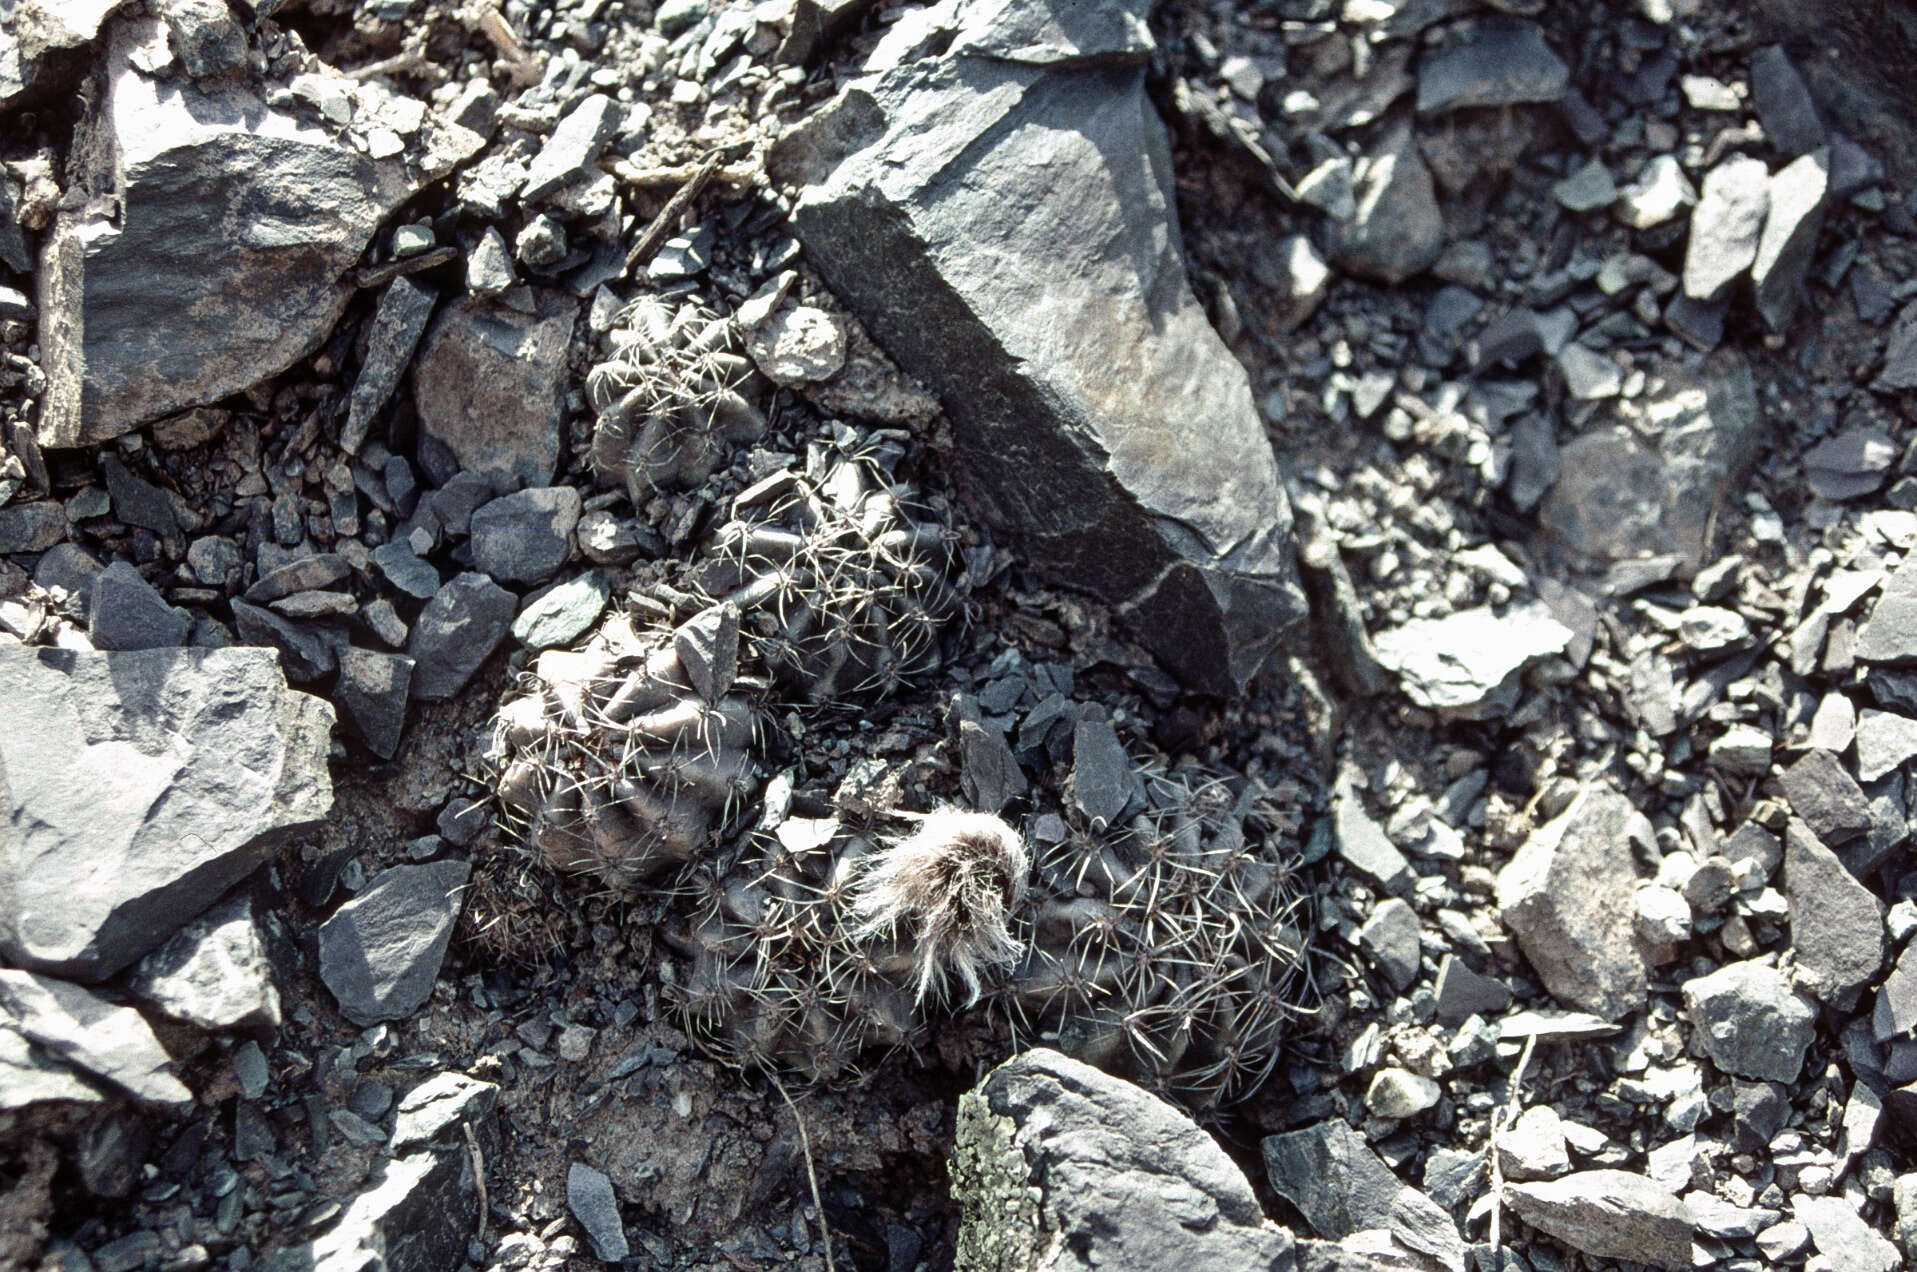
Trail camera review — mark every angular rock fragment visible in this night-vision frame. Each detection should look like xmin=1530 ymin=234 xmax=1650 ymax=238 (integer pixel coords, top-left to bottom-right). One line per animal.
xmin=1332 ymin=776 xmax=1413 ymax=897
xmin=1784 ymin=818 xmax=1884 ymax=1006
xmin=511 ymin=572 xmax=610 ymax=651
xmin=1682 ymin=155 xmax=1769 ymax=305
xmin=1496 ymin=785 xmax=1649 ymax=1020
xmin=1792 ymin=1194 xmax=1899 ymax=1272
xmin=87 ymin=560 xmax=189 ymax=651
xmin=521 ymin=93 xmax=621 ymax=202
xmin=127 ymin=892 xmax=279 ymax=1032
xmin=412 ymin=291 xmax=579 ymax=489
xmin=1415 ymin=18 xmax=1567 ymax=115
xmin=37 ymin=17 xmax=411 ymax=447
xmin=335 ymin=648 xmax=414 ymax=760
xmin=406 ymin=572 xmax=514 ymax=700
xmin=0 ymin=969 xmax=191 ymax=1111
xmin=1682 ymin=960 xmax=1816 ymax=1082
xmin=469 ymin=486 xmax=580 ymax=585
xmin=1750 ymin=45 xmax=1826 ymax=157
xmin=0 ymin=500 xmax=68 ymax=553
xmin=1356 ymin=898 xmax=1421 ymax=992
xmin=1538 ymin=353 xmax=1760 ymax=570
xmin=774 ymin=0 xmax=1303 ymax=693
xmin=567 ymin=1162 xmax=629 ymax=1263
xmin=1752 ymin=149 xmax=1829 ymax=331
xmin=1778 ymin=749 xmax=1871 ymax=844
xmin=1262 ymin=1118 xmax=1465 ymax=1272
xmin=1805 ymin=426 xmax=1897 ymax=501
xmin=1859 ymin=554 xmax=1917 ymax=663
xmin=0 ymin=0 xmax=122 ymax=111
xmin=952 ymin=1049 xmax=1296 ymax=1272
xmin=296 ymin=1072 xmax=500 ymax=1272
xmin=343 ymin=277 xmax=439 ymax=454
xmin=317 ymin=859 xmax=470 ymax=1026
xmin=0 ymin=646 xmax=333 ymax=980
xmin=1370 ymin=601 xmax=1570 ymax=717
xmin=1434 ymin=955 xmax=1510 ymax=1024
xmin=1504 ymin=1171 xmax=1691 ymax=1271
xmin=1322 ymin=122 xmax=1445 ymax=286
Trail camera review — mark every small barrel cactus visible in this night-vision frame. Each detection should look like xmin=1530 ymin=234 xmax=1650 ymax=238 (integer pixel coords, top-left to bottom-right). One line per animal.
xmin=586 ymin=296 xmax=768 ymax=498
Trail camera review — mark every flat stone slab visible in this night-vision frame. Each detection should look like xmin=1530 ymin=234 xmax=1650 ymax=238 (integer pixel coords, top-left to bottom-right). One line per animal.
xmin=0 ymin=646 xmax=333 ymax=981
xmin=36 ymin=17 xmax=410 ymax=447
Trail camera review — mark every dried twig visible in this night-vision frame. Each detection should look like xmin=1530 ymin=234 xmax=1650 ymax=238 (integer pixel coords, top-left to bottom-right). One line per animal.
xmin=624 ymin=151 xmax=725 ymax=274
xmin=462 ymin=1121 xmax=490 ymax=1242
xmin=770 ymin=1073 xmax=836 ymax=1272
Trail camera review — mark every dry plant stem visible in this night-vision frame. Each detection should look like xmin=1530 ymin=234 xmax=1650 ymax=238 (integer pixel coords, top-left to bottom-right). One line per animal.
xmin=626 ymin=152 xmax=724 ymax=272
xmin=1487 ymin=1033 xmax=1537 ymax=1254
xmin=771 ymin=1073 xmax=836 ymax=1272
xmin=462 ymin=1122 xmax=489 ymax=1242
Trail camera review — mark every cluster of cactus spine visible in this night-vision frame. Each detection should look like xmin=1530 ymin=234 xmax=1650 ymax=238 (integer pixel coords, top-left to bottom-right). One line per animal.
xmin=1007 ymin=769 xmax=1312 ymax=1107
xmin=691 ymin=433 xmax=961 ymax=702
xmin=487 ymin=433 xmax=962 ymax=887
xmin=586 ymin=296 xmax=768 ymax=498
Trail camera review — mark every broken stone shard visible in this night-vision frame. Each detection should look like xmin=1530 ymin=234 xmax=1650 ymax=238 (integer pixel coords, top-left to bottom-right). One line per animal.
xmin=412 ymin=290 xmax=579 ymax=490
xmin=1371 ymin=600 xmax=1571 ymax=716
xmin=774 ymin=0 xmax=1303 ymax=694
xmin=317 ymin=859 xmax=470 ymax=1026
xmin=0 ymin=969 xmax=192 ymax=1112
xmin=951 ymin=1049 xmax=1297 ymax=1272
xmin=1496 ymin=784 xmax=1649 ymax=1021
xmin=1538 ymin=353 xmax=1761 ymax=571
xmin=1504 ymin=1171 xmax=1692 ymax=1272
xmin=0 ymin=646 xmax=334 ymax=981
xmin=37 ymin=17 xmax=412 ymax=448
xmin=127 ymin=891 xmax=280 ymax=1032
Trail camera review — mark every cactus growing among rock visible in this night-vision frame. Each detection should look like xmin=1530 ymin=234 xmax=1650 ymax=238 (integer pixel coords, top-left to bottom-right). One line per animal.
xmin=586 ymin=296 xmax=768 ymax=498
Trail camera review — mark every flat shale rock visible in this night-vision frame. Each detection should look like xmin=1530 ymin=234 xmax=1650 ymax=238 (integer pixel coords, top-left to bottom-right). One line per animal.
xmin=1859 ymin=553 xmax=1917 ymax=663
xmin=1792 ymin=1194 xmax=1900 ymax=1272
xmin=37 ymin=17 xmax=410 ymax=448
xmin=951 ymin=1048 xmax=1297 ymax=1272
xmin=126 ymin=891 xmax=279 ymax=1031
xmin=1414 ymin=18 xmax=1568 ymax=115
xmin=1371 ymin=600 xmax=1570 ymax=716
xmin=1504 ymin=1170 xmax=1691 ymax=1271
xmin=87 ymin=560 xmax=190 ymax=651
xmin=317 ymin=859 xmax=470 ymax=1026
xmin=0 ymin=646 xmax=333 ymax=981
xmin=1681 ymin=960 xmax=1816 ymax=1082
xmin=1538 ymin=353 xmax=1760 ymax=570
xmin=0 ymin=968 xmax=191 ymax=1112
xmin=1261 ymin=1118 xmax=1465 ymax=1272
xmin=1784 ymin=818 xmax=1884 ymax=1006
xmin=1778 ymin=748 xmax=1871 ymax=843
xmin=406 ymin=572 xmax=514 ymax=701
xmin=773 ymin=0 xmax=1303 ymax=694
xmin=412 ymin=290 xmax=579 ymax=490
xmin=1496 ymin=785 xmax=1649 ymax=1020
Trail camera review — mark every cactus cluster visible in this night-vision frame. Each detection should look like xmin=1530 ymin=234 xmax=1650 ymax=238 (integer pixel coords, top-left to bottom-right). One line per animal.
xmin=586 ymin=296 xmax=768 ymax=498
xmin=488 ymin=319 xmax=1311 ymax=1107
xmin=690 ymin=433 xmax=961 ymax=702
xmin=658 ymin=765 xmax=1307 ymax=1107
xmin=487 ymin=433 xmax=962 ymax=894
xmin=1007 ymin=769 xmax=1312 ymax=1106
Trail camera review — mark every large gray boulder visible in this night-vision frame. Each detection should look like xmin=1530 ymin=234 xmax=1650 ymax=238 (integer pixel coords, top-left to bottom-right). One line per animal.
xmin=0 ymin=646 xmax=334 ymax=981
xmin=952 ymin=1048 xmax=1296 ymax=1272
xmin=35 ymin=16 xmax=412 ymax=447
xmin=772 ymin=0 xmax=1304 ymax=694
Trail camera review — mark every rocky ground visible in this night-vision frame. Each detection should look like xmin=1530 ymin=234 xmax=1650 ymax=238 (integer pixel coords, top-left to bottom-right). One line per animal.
xmin=6 ymin=0 xmax=1917 ymax=1269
